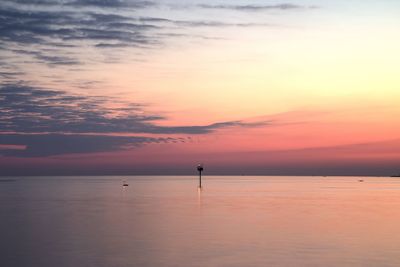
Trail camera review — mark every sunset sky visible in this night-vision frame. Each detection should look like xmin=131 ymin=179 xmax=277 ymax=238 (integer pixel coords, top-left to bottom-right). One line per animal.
xmin=1 ymin=0 xmax=400 ymax=175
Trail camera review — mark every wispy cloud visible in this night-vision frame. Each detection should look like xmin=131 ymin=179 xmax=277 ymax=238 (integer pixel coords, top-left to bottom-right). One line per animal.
xmin=0 ymin=1 xmax=308 ymax=158
xmin=172 ymin=20 xmax=272 ymax=28
xmin=0 ymin=8 xmax=160 ymax=47
xmin=0 ymin=82 xmax=267 ymax=156
xmin=197 ymin=3 xmax=316 ymax=12
xmin=11 ymin=49 xmax=81 ymax=66
xmin=1 ymin=0 xmax=157 ymax=8
xmin=0 ymin=83 xmax=264 ymax=134
xmin=65 ymin=0 xmax=156 ymax=8
xmin=0 ymin=0 xmax=314 ymax=69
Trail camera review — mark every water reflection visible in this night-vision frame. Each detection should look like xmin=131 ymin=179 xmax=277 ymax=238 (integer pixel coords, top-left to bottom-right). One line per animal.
xmin=197 ymin=186 xmax=202 ymax=209
xmin=0 ymin=176 xmax=400 ymax=267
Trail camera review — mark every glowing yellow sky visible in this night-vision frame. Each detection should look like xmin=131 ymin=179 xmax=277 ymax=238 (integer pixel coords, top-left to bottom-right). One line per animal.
xmin=92 ymin=13 xmax=400 ymax=131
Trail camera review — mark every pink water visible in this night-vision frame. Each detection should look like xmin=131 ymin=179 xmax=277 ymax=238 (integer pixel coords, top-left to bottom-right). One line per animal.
xmin=1 ymin=176 xmax=400 ymax=267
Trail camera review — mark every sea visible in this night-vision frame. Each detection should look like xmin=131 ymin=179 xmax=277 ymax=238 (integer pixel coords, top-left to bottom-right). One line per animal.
xmin=1 ymin=175 xmax=400 ymax=267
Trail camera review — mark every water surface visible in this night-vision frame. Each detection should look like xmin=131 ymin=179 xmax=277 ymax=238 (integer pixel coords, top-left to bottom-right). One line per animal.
xmin=1 ymin=176 xmax=400 ymax=267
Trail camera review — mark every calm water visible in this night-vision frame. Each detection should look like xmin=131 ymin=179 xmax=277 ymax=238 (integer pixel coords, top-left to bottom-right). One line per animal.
xmin=1 ymin=176 xmax=400 ymax=267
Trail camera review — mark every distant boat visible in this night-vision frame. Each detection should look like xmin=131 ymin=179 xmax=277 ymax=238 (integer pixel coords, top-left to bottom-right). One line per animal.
xmin=358 ymin=179 xmax=364 ymax=182
xmin=122 ymin=181 xmax=129 ymax=186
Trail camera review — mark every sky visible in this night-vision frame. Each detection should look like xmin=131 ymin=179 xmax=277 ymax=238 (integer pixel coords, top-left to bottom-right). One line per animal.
xmin=1 ymin=0 xmax=400 ymax=176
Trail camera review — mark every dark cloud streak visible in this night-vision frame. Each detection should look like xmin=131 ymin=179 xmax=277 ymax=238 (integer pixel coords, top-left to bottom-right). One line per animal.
xmin=0 ymin=83 xmax=267 ymax=157
xmin=0 ymin=83 xmax=264 ymax=135
xmin=1 ymin=0 xmax=157 ymax=8
xmin=65 ymin=0 xmax=156 ymax=8
xmin=198 ymin=3 xmax=317 ymax=11
xmin=0 ymin=134 xmax=158 ymax=157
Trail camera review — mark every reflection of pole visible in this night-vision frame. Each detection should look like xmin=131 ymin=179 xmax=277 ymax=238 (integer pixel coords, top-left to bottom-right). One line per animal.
xmin=199 ymin=170 xmax=202 ymax=188
xmin=197 ymin=186 xmax=202 ymax=209
xmin=197 ymin=164 xmax=203 ymax=189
